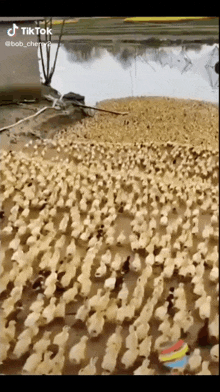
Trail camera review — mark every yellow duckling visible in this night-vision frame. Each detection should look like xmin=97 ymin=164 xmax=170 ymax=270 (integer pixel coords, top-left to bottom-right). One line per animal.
xmin=133 ymin=358 xmax=155 ymax=375
xmin=208 ymin=313 xmax=219 ymax=340
xmin=63 ymin=282 xmax=80 ymax=304
xmin=188 ymin=348 xmax=202 ymax=372
xmin=199 ymin=296 xmax=211 ymax=320
xmin=197 ymin=360 xmax=211 ymax=375
xmin=78 ymin=357 xmax=98 ymax=375
xmin=22 ymin=351 xmax=43 ymax=374
xmin=210 ymin=344 xmax=219 ymax=363
xmin=69 ymin=335 xmax=89 ymax=365
xmin=53 ymin=326 xmax=70 ymax=348
xmin=33 ymin=331 xmax=51 ymax=355
xmin=42 ymin=297 xmax=57 ymax=324
xmin=121 ymin=347 xmax=139 ymax=369
xmin=86 ymin=310 xmax=105 ymax=337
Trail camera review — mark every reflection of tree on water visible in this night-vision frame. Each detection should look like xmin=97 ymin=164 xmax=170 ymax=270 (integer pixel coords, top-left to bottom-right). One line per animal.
xmin=63 ymin=42 xmax=104 ymax=63
xmin=205 ymin=45 xmax=219 ymax=88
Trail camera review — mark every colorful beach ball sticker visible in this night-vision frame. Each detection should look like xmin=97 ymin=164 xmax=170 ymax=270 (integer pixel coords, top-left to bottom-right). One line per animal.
xmin=159 ymin=340 xmax=189 ymax=373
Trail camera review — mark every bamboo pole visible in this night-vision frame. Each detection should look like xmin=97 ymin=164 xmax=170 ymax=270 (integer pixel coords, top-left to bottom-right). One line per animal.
xmin=0 ymin=107 xmax=55 ymax=133
xmin=47 ymin=19 xmax=65 ymax=85
xmin=71 ymin=101 xmax=128 ymax=115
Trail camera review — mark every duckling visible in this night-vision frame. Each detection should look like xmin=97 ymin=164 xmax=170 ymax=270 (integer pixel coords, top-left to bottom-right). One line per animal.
xmin=101 ymin=249 xmax=112 ymax=266
xmin=33 ymin=331 xmax=51 ymax=355
xmin=138 ymin=335 xmax=152 ymax=358
xmin=42 ymin=297 xmax=57 ymax=324
xmin=111 ymin=253 xmax=123 ymax=272
xmin=145 ymin=253 xmax=155 ymax=265
xmin=12 ymin=334 xmax=32 ymax=359
xmin=69 ymin=335 xmax=89 ymax=365
xmin=0 ymin=339 xmax=10 ymax=364
xmin=125 ymin=325 xmax=138 ymax=351
xmin=154 ymin=301 xmax=169 ymax=321
xmin=199 ymin=296 xmax=211 ymax=320
xmin=117 ymin=281 xmax=129 ymax=303
xmin=197 ymin=360 xmax=211 ymax=375
xmin=78 ymin=357 xmax=98 ymax=375
xmin=133 ymin=358 xmax=155 ymax=375
xmin=86 ymin=309 xmax=105 ymax=337
xmin=121 ymin=347 xmax=139 ymax=369
xmin=78 ymin=274 xmax=92 ymax=298
xmin=104 ymin=271 xmax=117 ymax=291
xmin=29 ymin=294 xmax=45 ymax=313
xmin=129 ymin=253 xmax=142 ymax=272
xmin=24 ymin=309 xmax=42 ymax=327
xmin=53 ymin=326 xmax=70 ymax=348
xmin=3 ymin=320 xmax=16 ymax=342
xmin=105 ymin=298 xmax=119 ymax=323
xmin=116 ymin=230 xmax=126 ymax=249
xmin=188 ymin=348 xmax=202 ymax=372
xmin=209 ymin=265 xmax=219 ymax=283
xmin=210 ymin=344 xmax=219 ymax=363
xmin=54 ymin=297 xmax=66 ymax=319
xmin=22 ymin=352 xmax=43 ymax=374
xmin=63 ymin=282 xmax=80 ymax=304
xmin=208 ymin=314 xmax=219 ymax=340
xmin=95 ymin=261 xmax=107 ymax=278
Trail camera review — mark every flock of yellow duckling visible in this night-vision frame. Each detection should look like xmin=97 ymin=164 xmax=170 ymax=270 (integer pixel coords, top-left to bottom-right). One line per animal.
xmin=0 ymin=98 xmax=219 ymax=375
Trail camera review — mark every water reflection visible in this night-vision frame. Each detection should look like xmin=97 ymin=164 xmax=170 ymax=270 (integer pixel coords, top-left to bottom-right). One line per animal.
xmin=41 ymin=41 xmax=219 ymax=106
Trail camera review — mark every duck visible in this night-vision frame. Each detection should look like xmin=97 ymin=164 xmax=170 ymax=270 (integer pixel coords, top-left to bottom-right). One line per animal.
xmin=129 ymin=253 xmax=142 ymax=272
xmin=104 ymin=271 xmax=117 ymax=291
xmin=101 ymin=249 xmax=112 ymax=266
xmin=125 ymin=325 xmax=138 ymax=351
xmin=29 ymin=294 xmax=45 ymax=313
xmin=22 ymin=351 xmax=43 ymax=374
xmin=133 ymin=358 xmax=155 ymax=375
xmin=86 ymin=309 xmax=105 ymax=337
xmin=12 ymin=334 xmax=32 ymax=359
xmin=95 ymin=261 xmax=107 ymax=278
xmin=63 ymin=282 xmax=80 ymax=304
xmin=210 ymin=344 xmax=219 ymax=363
xmin=209 ymin=265 xmax=219 ymax=283
xmin=33 ymin=331 xmax=51 ymax=354
xmin=116 ymin=230 xmax=126 ymax=246
xmin=117 ymin=281 xmax=129 ymax=303
xmin=75 ymin=299 xmax=91 ymax=322
xmin=69 ymin=335 xmax=89 ymax=365
xmin=78 ymin=357 xmax=98 ymax=375
xmin=53 ymin=326 xmax=70 ymax=348
xmin=187 ymin=348 xmax=202 ymax=372
xmin=154 ymin=302 xmax=169 ymax=321
xmin=101 ymin=346 xmax=119 ymax=374
xmin=199 ymin=296 xmax=211 ymax=320
xmin=105 ymin=298 xmax=119 ymax=323
xmin=208 ymin=313 xmax=219 ymax=340
xmin=111 ymin=253 xmax=123 ymax=272
xmin=121 ymin=347 xmax=139 ymax=369
xmin=42 ymin=297 xmax=57 ymax=324
xmin=197 ymin=360 xmax=211 ymax=375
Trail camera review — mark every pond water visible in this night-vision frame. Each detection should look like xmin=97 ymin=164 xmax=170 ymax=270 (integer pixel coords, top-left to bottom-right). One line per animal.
xmin=39 ymin=42 xmax=219 ymax=106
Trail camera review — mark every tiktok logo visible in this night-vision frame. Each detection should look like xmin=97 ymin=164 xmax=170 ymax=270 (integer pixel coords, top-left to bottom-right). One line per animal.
xmin=7 ymin=23 xmax=19 ymax=37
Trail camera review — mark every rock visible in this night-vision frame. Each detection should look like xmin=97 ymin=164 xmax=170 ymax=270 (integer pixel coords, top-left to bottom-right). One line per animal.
xmin=63 ymin=92 xmax=85 ymax=104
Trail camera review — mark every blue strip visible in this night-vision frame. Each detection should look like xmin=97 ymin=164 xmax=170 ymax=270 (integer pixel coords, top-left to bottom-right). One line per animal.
xmin=164 ymin=356 xmax=188 ymax=369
